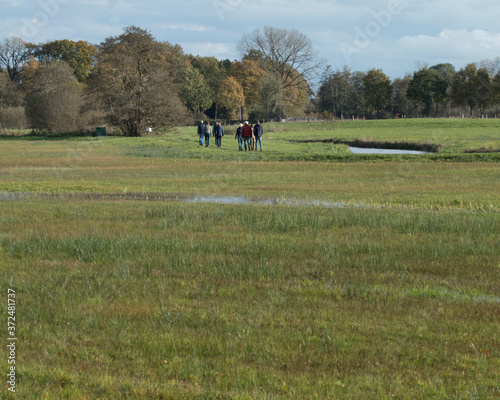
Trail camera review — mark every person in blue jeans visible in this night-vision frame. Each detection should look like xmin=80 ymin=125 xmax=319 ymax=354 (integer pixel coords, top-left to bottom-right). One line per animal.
xmin=235 ymin=123 xmax=243 ymax=151
xmin=204 ymin=121 xmax=212 ymax=147
xmin=241 ymin=121 xmax=253 ymax=151
xmin=197 ymin=120 xmax=205 ymax=146
xmin=253 ymin=120 xmax=263 ymax=151
xmin=213 ymin=121 xmax=224 ymax=147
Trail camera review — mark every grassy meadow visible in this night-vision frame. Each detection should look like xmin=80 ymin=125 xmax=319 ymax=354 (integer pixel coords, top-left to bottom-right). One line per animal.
xmin=0 ymin=119 xmax=499 ymax=399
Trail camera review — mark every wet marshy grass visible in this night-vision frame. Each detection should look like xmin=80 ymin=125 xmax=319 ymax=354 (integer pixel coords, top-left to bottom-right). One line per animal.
xmin=0 ymin=200 xmax=498 ymax=398
xmin=0 ymin=119 xmax=499 ymax=398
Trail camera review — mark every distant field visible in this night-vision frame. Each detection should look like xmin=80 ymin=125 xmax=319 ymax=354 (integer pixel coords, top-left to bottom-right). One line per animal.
xmin=143 ymin=118 xmax=500 ymax=159
xmin=295 ymin=118 xmax=500 ymax=153
xmin=0 ymin=139 xmax=498 ymax=210
xmin=0 ymin=119 xmax=498 ymax=398
xmin=3 ymin=118 xmax=500 ymax=157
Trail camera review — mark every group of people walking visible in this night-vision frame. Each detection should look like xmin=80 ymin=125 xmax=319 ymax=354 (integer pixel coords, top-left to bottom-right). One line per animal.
xmin=197 ymin=121 xmax=225 ymax=147
xmin=197 ymin=120 xmax=263 ymax=151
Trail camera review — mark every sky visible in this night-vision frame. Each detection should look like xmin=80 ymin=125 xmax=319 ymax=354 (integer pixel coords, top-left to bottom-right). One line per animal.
xmin=1 ymin=0 xmax=500 ymax=79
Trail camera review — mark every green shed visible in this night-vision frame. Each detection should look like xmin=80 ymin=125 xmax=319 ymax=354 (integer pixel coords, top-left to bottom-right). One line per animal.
xmin=95 ymin=127 xmax=107 ymax=137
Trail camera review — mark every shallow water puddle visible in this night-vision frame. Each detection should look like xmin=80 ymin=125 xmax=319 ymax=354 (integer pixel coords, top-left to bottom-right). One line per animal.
xmin=349 ymin=147 xmax=429 ymax=155
xmin=188 ymin=196 xmax=349 ymax=208
xmin=0 ymin=192 xmax=351 ymax=208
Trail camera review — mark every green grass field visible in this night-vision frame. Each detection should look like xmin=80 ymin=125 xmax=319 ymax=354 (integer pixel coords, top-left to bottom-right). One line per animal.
xmin=0 ymin=119 xmax=499 ymax=399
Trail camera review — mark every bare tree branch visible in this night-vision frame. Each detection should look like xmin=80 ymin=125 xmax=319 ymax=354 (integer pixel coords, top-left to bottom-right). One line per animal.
xmin=237 ymin=26 xmax=325 ymax=90
xmin=0 ymin=37 xmax=33 ymax=82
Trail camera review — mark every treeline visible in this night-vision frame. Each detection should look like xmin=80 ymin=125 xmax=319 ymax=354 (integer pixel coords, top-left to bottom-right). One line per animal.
xmin=0 ymin=26 xmax=312 ymax=136
xmin=316 ymin=60 xmax=500 ymax=120
xmin=1 ymin=26 xmax=500 ymax=136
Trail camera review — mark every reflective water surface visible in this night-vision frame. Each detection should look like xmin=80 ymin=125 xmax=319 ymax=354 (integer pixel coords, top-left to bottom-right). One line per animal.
xmin=0 ymin=192 xmax=351 ymax=208
xmin=349 ymin=147 xmax=428 ymax=155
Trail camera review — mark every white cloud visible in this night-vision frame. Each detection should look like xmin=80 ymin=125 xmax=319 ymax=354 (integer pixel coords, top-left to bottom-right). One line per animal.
xmin=1 ymin=0 xmax=500 ymax=78
xmin=112 ymin=1 xmax=135 ymax=13
xmin=181 ymin=42 xmax=233 ymax=58
xmin=161 ymin=23 xmax=209 ymax=32
xmin=402 ymin=0 xmax=499 ymax=32
xmin=394 ymin=29 xmax=500 ymax=64
xmin=0 ymin=0 xmax=24 ymax=6
xmin=1 ymin=0 xmax=24 ymax=6
xmin=79 ymin=0 xmax=109 ymax=5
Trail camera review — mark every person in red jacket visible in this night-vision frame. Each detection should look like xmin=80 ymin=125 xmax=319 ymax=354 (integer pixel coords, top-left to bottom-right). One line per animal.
xmin=241 ymin=121 xmax=253 ymax=151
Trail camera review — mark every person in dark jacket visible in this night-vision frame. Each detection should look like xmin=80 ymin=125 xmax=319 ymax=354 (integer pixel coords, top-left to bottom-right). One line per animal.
xmin=197 ymin=120 xmax=205 ymax=146
xmin=213 ymin=121 xmax=224 ymax=147
xmin=253 ymin=120 xmax=263 ymax=151
xmin=235 ymin=123 xmax=243 ymax=151
xmin=241 ymin=121 xmax=253 ymax=151
xmin=203 ymin=121 xmax=212 ymax=147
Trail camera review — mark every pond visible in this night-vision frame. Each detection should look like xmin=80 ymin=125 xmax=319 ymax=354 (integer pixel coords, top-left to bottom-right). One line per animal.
xmin=349 ymin=147 xmax=429 ymax=155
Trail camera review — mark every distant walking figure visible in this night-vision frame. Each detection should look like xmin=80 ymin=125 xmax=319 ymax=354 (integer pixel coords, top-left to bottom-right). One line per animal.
xmin=235 ymin=123 xmax=243 ymax=151
xmin=197 ymin=120 xmax=205 ymax=146
xmin=253 ymin=120 xmax=263 ymax=151
xmin=241 ymin=121 xmax=253 ymax=151
xmin=204 ymin=121 xmax=212 ymax=147
xmin=214 ymin=121 xmax=224 ymax=147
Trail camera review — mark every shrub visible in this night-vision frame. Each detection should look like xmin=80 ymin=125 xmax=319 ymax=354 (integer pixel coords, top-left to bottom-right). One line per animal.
xmin=0 ymin=106 xmax=27 ymax=129
xmin=25 ymin=61 xmax=83 ymax=133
